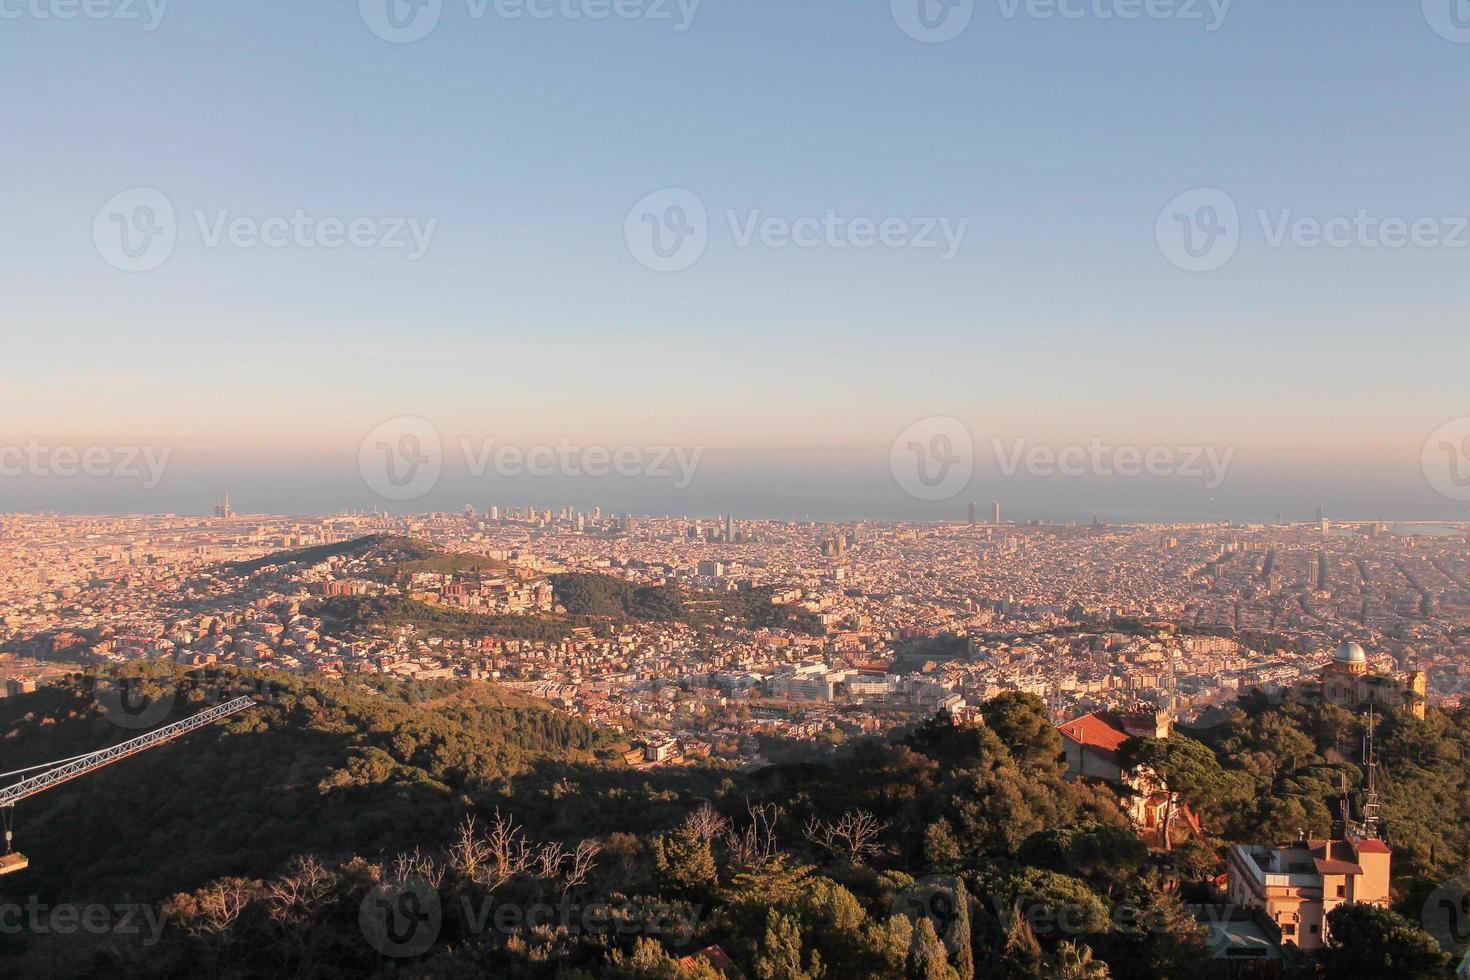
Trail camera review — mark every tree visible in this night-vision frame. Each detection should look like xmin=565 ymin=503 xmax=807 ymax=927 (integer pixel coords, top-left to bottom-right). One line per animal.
xmin=1319 ymin=904 xmax=1450 ymax=980
xmin=803 ymin=809 xmax=889 ymax=866
xmin=1017 ymin=823 xmax=1148 ymax=896
xmin=1119 ymin=735 xmax=1238 ymax=849
xmin=654 ymin=822 xmax=717 ymax=899
xmin=754 ymin=910 xmax=822 ymax=980
xmin=952 ymin=877 xmax=975 ymax=980
xmin=908 ymin=916 xmax=959 ymax=980
xmin=1041 ymin=941 xmax=1110 ymax=979
xmin=981 ymin=692 xmax=1066 ymax=775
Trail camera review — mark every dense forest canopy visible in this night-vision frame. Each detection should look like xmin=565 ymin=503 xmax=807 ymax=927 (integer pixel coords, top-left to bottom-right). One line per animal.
xmin=0 ymin=666 xmax=1465 ymax=978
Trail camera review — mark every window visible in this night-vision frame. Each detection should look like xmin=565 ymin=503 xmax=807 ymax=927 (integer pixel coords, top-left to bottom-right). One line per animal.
xmin=1283 ymin=924 xmax=1296 ymax=936
xmin=1337 ymin=885 xmax=1346 ymax=897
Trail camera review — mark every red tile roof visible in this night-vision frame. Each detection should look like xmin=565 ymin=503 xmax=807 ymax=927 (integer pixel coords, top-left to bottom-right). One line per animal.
xmin=1058 ymin=712 xmax=1130 ymax=752
xmin=1351 ymin=837 xmax=1391 ymax=854
xmin=680 ymin=944 xmax=739 ymax=977
xmin=1314 ymin=858 xmax=1363 ymax=875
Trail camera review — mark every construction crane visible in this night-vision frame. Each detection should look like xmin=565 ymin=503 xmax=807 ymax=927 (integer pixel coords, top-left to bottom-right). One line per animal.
xmin=0 ymin=695 xmax=254 ymax=875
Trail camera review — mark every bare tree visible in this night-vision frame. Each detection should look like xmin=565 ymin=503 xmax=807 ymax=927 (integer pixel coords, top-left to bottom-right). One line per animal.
xmin=449 ymin=814 xmax=492 ymax=882
xmin=533 ymin=840 xmax=567 ymax=881
xmin=192 ymin=877 xmax=259 ymax=938
xmin=267 ymin=855 xmax=335 ymax=923
xmin=803 ymin=809 xmax=889 ymax=866
xmin=482 ymin=808 xmax=536 ymax=890
xmin=392 ymin=847 xmax=445 ymax=889
xmin=724 ymin=801 xmax=779 ymax=867
xmin=683 ymin=802 xmax=728 ymax=843
xmin=564 ymin=839 xmax=601 ymax=890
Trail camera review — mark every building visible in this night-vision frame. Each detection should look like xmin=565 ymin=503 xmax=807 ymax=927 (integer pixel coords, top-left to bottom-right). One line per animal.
xmin=1226 ymin=835 xmax=1391 ymax=951
xmin=1057 ymin=708 xmax=1186 ymax=836
xmin=1304 ymin=641 xmax=1426 ymax=720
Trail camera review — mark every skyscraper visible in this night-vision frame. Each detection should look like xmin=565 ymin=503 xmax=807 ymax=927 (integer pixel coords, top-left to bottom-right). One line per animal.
xmin=725 ymin=514 xmax=736 ymax=541
xmin=992 ymin=501 xmax=1002 ymax=526
xmin=967 ymin=501 xmax=976 ymax=526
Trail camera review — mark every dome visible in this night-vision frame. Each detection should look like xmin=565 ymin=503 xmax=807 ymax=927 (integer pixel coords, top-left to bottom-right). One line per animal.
xmin=1334 ymin=641 xmax=1368 ymax=664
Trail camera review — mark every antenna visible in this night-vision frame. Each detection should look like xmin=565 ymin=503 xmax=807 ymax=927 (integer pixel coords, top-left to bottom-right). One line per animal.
xmin=1360 ymin=706 xmax=1380 ymax=839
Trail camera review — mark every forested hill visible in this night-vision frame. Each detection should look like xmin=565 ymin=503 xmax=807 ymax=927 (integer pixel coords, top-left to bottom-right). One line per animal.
xmin=0 ymin=664 xmax=620 ymax=905
xmin=2 ymin=672 xmax=1466 ymax=979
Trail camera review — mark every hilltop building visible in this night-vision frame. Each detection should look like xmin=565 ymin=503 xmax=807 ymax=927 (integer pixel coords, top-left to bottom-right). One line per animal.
xmin=1303 ymin=641 xmax=1426 ymax=720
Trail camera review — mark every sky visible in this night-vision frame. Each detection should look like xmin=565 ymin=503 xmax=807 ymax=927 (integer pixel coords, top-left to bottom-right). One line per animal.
xmin=2 ymin=0 xmax=1469 ymax=522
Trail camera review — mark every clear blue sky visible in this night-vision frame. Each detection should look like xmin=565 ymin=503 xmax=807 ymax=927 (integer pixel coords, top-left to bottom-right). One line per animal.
xmin=3 ymin=0 xmax=1468 ymax=521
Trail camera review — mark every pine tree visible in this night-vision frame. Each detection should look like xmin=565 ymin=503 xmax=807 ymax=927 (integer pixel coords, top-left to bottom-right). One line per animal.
xmin=909 ymin=917 xmax=959 ymax=980
xmin=952 ymin=878 xmax=975 ymax=980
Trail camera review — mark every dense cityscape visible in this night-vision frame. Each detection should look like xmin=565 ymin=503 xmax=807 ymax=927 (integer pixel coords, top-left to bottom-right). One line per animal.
xmin=4 ymin=507 xmax=1468 ymax=761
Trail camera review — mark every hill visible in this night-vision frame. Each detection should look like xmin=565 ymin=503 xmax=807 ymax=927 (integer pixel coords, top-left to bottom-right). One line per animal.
xmin=0 ymin=663 xmax=619 ymax=906
xmin=2 ymin=671 xmax=1464 ymax=979
xmin=551 ymin=572 xmax=826 ymax=635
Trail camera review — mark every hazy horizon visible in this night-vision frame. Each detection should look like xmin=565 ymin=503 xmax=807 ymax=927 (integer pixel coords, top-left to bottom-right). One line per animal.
xmin=5 ymin=0 xmax=1469 ymax=519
